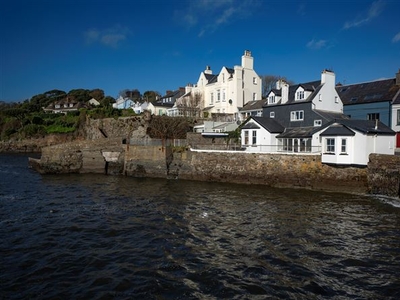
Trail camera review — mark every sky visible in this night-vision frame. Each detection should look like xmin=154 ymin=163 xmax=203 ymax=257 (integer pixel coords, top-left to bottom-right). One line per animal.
xmin=1 ymin=0 xmax=399 ymax=102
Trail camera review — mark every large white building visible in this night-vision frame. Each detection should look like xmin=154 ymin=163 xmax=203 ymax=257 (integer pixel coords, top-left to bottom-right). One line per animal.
xmin=186 ymin=50 xmax=262 ymax=121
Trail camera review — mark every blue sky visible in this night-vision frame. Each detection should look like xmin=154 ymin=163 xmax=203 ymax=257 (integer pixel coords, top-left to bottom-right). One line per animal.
xmin=1 ymin=0 xmax=399 ymax=102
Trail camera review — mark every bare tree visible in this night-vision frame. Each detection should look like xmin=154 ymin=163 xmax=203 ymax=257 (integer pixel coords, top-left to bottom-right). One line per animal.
xmin=177 ymin=92 xmax=203 ymax=118
xmin=147 ymin=115 xmax=190 ymax=141
xmin=261 ymin=75 xmax=295 ymax=98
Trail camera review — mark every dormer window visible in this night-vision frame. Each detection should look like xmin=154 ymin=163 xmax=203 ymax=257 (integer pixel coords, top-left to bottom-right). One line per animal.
xmin=268 ymin=95 xmax=275 ymax=104
xmin=296 ymin=90 xmax=304 ymax=100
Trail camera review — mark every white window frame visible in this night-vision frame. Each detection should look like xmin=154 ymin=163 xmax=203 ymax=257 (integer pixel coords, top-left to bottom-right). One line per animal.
xmin=341 ymin=138 xmax=347 ymax=154
xmin=244 ymin=130 xmax=249 ymax=145
xmin=290 ymin=110 xmax=304 ymax=121
xmin=314 ymin=120 xmax=322 ymax=127
xmin=252 ymin=130 xmax=257 ymax=145
xmin=270 ymin=111 xmax=275 ymax=118
xmin=326 ymin=138 xmax=335 ymax=153
xmin=296 ymin=90 xmax=304 ymax=100
xmin=210 ymin=92 xmax=214 ymax=105
xmin=397 ymin=109 xmax=400 ymax=125
xmin=268 ymin=95 xmax=275 ymax=104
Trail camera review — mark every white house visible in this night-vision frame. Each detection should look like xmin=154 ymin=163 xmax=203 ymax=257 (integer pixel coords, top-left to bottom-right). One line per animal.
xmin=113 ymin=96 xmax=134 ymax=109
xmin=187 ymin=50 xmax=262 ymax=121
xmin=319 ymin=119 xmax=395 ymax=166
xmin=132 ymin=101 xmax=155 ymax=115
xmin=88 ymin=98 xmax=100 ymax=106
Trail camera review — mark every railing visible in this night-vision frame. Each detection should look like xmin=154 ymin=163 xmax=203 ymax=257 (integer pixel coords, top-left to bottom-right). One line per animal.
xmin=190 ymin=144 xmax=321 ymax=154
xmin=127 ymin=138 xmax=187 ymax=147
xmin=125 ymin=139 xmax=321 ymax=154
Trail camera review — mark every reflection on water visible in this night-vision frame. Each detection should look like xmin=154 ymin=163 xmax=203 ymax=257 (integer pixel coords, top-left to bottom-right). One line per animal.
xmin=1 ymin=154 xmax=400 ymax=299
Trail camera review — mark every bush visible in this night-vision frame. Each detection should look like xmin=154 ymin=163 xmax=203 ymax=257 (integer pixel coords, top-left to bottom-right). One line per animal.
xmin=46 ymin=125 xmax=76 ymax=134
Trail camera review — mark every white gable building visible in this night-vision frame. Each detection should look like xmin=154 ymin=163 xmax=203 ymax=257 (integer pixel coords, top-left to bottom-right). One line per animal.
xmin=186 ymin=50 xmax=262 ymax=121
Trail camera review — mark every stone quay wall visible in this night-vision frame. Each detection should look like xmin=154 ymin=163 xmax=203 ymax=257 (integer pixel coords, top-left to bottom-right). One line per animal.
xmin=368 ymin=154 xmax=400 ymax=198
xmin=29 ymin=140 xmax=400 ymax=197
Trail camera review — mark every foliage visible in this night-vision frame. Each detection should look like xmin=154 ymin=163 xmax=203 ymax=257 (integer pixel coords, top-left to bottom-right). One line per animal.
xmin=143 ymin=90 xmax=160 ymax=103
xmin=147 ymin=115 xmax=190 ymax=140
xmin=45 ymin=125 xmax=76 ymax=134
xmin=261 ymin=75 xmax=295 ymax=98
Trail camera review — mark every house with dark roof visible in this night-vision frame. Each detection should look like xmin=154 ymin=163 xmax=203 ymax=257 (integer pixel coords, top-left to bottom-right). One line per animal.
xmin=184 ymin=50 xmax=262 ymax=121
xmin=43 ymin=98 xmax=86 ymax=114
xmin=336 ymin=69 xmax=400 ymax=146
xmin=258 ymin=70 xmax=348 ymax=153
xmin=239 ymin=69 xmax=396 ymax=165
xmin=239 ymin=99 xmax=264 ymax=119
xmin=319 ymin=119 xmax=395 ymax=166
xmin=153 ymin=88 xmax=185 ymax=116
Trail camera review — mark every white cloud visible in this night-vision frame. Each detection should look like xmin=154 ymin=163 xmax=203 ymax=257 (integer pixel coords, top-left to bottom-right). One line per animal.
xmin=84 ymin=25 xmax=130 ymax=48
xmin=306 ymin=39 xmax=328 ymax=50
xmin=392 ymin=32 xmax=400 ymax=43
xmin=343 ymin=0 xmax=385 ymax=30
xmin=178 ymin=0 xmax=258 ymax=37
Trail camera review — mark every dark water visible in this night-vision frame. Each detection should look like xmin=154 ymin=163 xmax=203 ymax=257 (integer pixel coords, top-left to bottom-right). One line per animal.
xmin=1 ymin=154 xmax=400 ymax=299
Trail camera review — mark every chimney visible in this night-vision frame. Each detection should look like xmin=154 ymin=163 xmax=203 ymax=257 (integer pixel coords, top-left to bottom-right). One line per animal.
xmin=321 ymin=69 xmax=335 ymax=86
xmin=396 ymin=69 xmax=400 ymax=86
xmin=241 ymin=50 xmax=254 ymax=69
xmin=204 ymin=66 xmax=212 ymax=75
xmin=281 ymin=81 xmax=289 ymax=104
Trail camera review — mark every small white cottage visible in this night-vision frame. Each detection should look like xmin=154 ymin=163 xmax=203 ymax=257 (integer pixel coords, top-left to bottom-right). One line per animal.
xmin=319 ymin=119 xmax=395 ymax=166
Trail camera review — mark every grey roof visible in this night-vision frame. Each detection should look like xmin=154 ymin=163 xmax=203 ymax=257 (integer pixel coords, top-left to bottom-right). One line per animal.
xmin=336 ymin=78 xmax=400 ymax=105
xmin=243 ymin=116 xmax=284 ymax=133
xmin=240 ymin=99 xmax=266 ymax=111
xmin=313 ymin=109 xmax=350 ymax=121
xmin=319 ymin=124 xmax=355 ymax=136
xmin=264 ymin=80 xmax=323 ymax=107
xmin=320 ymin=119 xmax=395 ymax=136
xmin=276 ymin=126 xmax=317 ymax=138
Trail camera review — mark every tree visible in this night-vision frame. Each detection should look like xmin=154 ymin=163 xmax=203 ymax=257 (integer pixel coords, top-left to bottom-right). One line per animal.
xmin=89 ymin=89 xmax=105 ymax=101
xmin=68 ymin=89 xmax=91 ymax=102
xmin=261 ymin=75 xmax=294 ymax=98
xmin=177 ymin=92 xmax=203 ymax=118
xmin=143 ymin=90 xmax=160 ymax=103
xmin=147 ymin=115 xmax=190 ymax=141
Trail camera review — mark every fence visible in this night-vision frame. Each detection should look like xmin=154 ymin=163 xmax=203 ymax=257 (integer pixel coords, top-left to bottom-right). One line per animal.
xmin=127 ymin=138 xmax=187 ymax=147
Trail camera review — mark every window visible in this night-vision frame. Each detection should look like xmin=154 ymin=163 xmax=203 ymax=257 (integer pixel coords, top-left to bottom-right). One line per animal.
xmin=335 ymin=96 xmax=339 ymax=103
xmin=326 ymin=138 xmax=335 ymax=153
xmin=210 ymin=93 xmax=214 ymax=104
xmin=222 ymin=90 xmax=226 ymax=102
xmin=367 ymin=113 xmax=380 ymax=121
xmin=290 ymin=110 xmax=304 ymax=121
xmin=314 ymin=120 xmax=322 ymax=127
xmin=296 ymin=90 xmax=304 ymax=100
xmin=222 ymin=73 xmax=225 ymax=83
xmin=244 ymin=130 xmax=249 ymax=145
xmin=268 ymin=95 xmax=275 ymax=104
xmin=253 ymin=77 xmax=257 ymax=84
xmin=252 ymin=130 xmax=257 ymax=145
xmin=341 ymin=139 xmax=347 ymax=154
xmin=217 ymin=90 xmax=220 ymax=102
xmin=253 ymin=93 xmax=257 ymax=100
xmin=270 ymin=111 xmax=275 ymax=118
xmin=319 ymin=94 xmax=322 ymax=101
xmin=397 ymin=110 xmax=400 ymax=125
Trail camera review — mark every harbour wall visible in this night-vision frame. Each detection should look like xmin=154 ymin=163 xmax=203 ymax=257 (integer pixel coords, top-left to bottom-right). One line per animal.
xmin=29 ymin=141 xmax=400 ymax=197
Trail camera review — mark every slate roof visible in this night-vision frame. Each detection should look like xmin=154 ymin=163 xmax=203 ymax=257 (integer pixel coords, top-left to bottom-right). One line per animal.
xmin=336 ymin=78 xmax=400 ymax=105
xmin=242 ymin=116 xmax=285 ymax=133
xmin=276 ymin=126 xmax=318 ymax=138
xmin=320 ymin=119 xmax=395 ymax=136
xmin=313 ymin=109 xmax=350 ymax=121
xmin=240 ymin=99 xmax=266 ymax=111
xmin=319 ymin=124 xmax=356 ymax=136
xmin=264 ymin=80 xmax=322 ymax=107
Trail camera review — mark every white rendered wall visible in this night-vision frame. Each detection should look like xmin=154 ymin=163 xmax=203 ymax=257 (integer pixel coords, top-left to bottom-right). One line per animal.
xmin=312 ymin=71 xmax=343 ymax=113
